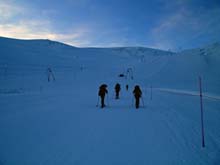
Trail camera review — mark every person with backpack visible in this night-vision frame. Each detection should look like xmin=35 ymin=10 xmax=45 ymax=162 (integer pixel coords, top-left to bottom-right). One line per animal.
xmin=98 ymin=84 xmax=108 ymax=108
xmin=133 ymin=85 xmax=142 ymax=109
xmin=47 ymin=67 xmax=55 ymax=82
xmin=126 ymin=84 xmax=129 ymax=91
xmin=114 ymin=83 xmax=121 ymax=99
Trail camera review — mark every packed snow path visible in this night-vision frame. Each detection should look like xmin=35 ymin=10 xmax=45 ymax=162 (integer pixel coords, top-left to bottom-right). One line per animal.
xmin=1 ymin=78 xmax=220 ymax=164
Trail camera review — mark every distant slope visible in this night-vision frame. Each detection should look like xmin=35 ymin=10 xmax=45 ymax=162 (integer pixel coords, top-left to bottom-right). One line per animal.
xmin=142 ymin=42 xmax=220 ymax=94
xmin=0 ymin=37 xmax=219 ymax=94
xmin=0 ymin=37 xmax=173 ymax=66
xmin=0 ymin=37 xmax=79 ymax=66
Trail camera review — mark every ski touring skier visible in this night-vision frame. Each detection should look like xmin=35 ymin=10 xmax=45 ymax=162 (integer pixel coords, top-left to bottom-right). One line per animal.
xmin=126 ymin=84 xmax=129 ymax=91
xmin=133 ymin=85 xmax=142 ymax=109
xmin=47 ymin=67 xmax=55 ymax=82
xmin=98 ymin=84 xmax=108 ymax=108
xmin=114 ymin=83 xmax=121 ymax=99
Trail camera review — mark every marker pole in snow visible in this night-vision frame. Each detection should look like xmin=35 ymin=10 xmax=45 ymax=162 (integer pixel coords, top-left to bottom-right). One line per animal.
xmin=199 ymin=76 xmax=205 ymax=148
xmin=150 ymin=85 xmax=152 ymax=100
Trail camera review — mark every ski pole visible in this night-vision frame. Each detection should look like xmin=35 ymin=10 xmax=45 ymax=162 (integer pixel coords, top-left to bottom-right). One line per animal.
xmin=96 ymin=96 xmax=99 ymax=107
xmin=106 ymin=94 xmax=109 ymax=106
xmin=52 ymin=73 xmax=56 ymax=81
xmin=132 ymin=96 xmax=134 ymax=107
xmin=141 ymin=97 xmax=145 ymax=107
xmin=112 ymin=91 xmax=115 ymax=99
xmin=150 ymin=85 xmax=152 ymax=100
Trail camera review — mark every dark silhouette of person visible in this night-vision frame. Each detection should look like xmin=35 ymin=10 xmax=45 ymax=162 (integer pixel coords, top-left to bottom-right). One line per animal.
xmin=126 ymin=84 xmax=129 ymax=91
xmin=98 ymin=84 xmax=108 ymax=108
xmin=115 ymin=83 xmax=121 ymax=99
xmin=133 ymin=85 xmax=142 ymax=109
xmin=47 ymin=67 xmax=55 ymax=82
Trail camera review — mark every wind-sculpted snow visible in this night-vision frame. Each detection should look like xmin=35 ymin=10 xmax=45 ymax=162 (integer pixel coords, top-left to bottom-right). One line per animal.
xmin=0 ymin=37 xmax=220 ymax=164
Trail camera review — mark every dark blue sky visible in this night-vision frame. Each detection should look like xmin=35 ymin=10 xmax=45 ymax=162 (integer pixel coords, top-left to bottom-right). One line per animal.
xmin=0 ymin=0 xmax=220 ymax=50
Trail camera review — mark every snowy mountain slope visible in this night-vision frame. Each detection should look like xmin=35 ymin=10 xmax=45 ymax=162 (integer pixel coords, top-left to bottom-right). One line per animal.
xmin=0 ymin=37 xmax=80 ymax=67
xmin=0 ymin=37 xmax=220 ymax=165
xmin=0 ymin=37 xmax=174 ymax=93
xmin=136 ymin=42 xmax=220 ymax=94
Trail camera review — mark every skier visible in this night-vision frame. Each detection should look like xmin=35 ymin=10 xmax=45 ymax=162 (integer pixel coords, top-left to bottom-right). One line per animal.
xmin=98 ymin=84 xmax=108 ymax=108
xmin=47 ymin=67 xmax=55 ymax=82
xmin=114 ymin=83 xmax=121 ymax=99
xmin=126 ymin=84 xmax=129 ymax=91
xmin=133 ymin=85 xmax=142 ymax=109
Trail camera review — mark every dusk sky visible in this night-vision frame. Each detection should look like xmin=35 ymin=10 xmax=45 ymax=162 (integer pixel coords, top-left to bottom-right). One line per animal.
xmin=0 ymin=0 xmax=220 ymax=50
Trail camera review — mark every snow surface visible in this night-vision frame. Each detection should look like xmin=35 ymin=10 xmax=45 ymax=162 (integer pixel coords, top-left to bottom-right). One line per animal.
xmin=0 ymin=37 xmax=220 ymax=164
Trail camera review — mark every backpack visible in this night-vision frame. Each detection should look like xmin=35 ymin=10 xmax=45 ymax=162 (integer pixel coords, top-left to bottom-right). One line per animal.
xmin=99 ymin=86 xmax=107 ymax=96
xmin=133 ymin=86 xmax=142 ymax=97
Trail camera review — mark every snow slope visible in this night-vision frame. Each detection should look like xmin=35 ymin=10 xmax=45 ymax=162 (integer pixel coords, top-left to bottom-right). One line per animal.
xmin=0 ymin=37 xmax=220 ymax=165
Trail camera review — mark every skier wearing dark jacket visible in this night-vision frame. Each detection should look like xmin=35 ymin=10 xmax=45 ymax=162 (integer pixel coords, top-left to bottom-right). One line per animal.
xmin=126 ymin=84 xmax=129 ymax=91
xmin=115 ymin=83 xmax=121 ymax=99
xmin=98 ymin=84 xmax=108 ymax=108
xmin=133 ymin=85 xmax=142 ymax=109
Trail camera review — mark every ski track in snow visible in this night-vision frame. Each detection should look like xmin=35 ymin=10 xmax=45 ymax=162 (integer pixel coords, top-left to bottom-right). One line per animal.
xmin=155 ymin=88 xmax=220 ymax=101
